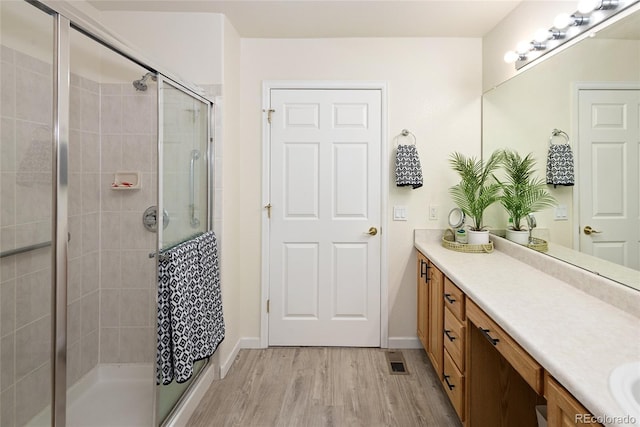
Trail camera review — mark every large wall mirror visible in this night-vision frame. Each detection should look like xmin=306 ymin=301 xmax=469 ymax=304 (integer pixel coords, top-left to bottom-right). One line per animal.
xmin=482 ymin=5 xmax=640 ymax=291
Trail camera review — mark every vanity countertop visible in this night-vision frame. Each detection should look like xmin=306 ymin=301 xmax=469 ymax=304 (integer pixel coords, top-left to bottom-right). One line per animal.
xmin=414 ymin=230 xmax=640 ymax=427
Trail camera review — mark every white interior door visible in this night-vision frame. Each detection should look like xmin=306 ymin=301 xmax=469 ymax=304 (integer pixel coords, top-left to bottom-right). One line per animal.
xmin=268 ymin=89 xmax=382 ymax=346
xmin=578 ymin=89 xmax=640 ymax=269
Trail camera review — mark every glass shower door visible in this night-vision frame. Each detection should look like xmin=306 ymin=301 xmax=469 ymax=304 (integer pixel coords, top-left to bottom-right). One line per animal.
xmin=159 ymin=81 xmax=209 ymax=246
xmin=156 ymin=79 xmax=211 ymax=424
xmin=0 ymin=2 xmax=54 ymax=425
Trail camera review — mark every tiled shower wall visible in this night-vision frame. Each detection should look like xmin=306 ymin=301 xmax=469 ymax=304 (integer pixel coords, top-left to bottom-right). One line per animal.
xmin=1 ymin=45 xmax=54 ymax=427
xmin=0 ymin=45 xmax=157 ymax=425
xmin=98 ymin=82 xmax=156 ymax=365
xmin=66 ymin=71 xmax=101 ymax=388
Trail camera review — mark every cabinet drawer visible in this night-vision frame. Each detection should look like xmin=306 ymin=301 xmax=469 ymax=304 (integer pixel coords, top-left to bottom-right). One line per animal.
xmin=444 ymin=278 xmax=465 ymax=321
xmin=443 ymin=351 xmax=465 ymax=421
xmin=466 ymin=299 xmax=543 ymax=394
xmin=444 ymin=308 xmax=465 ymax=372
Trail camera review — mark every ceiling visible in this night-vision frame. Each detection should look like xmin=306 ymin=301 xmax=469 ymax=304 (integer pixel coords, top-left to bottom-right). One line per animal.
xmin=87 ymin=0 xmax=525 ymax=38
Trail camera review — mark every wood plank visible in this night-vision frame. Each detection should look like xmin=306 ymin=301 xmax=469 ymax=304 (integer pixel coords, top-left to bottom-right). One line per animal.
xmin=188 ymin=348 xmax=462 ymax=426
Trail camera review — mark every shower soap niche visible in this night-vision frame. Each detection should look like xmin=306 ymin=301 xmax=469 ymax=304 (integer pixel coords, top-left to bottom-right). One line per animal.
xmin=111 ymin=171 xmax=141 ymax=190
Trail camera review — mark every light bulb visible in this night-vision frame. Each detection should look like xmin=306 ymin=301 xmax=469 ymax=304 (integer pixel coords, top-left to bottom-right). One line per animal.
xmin=553 ymin=13 xmax=573 ymax=29
xmin=578 ymin=0 xmax=599 ymax=13
xmin=516 ymin=41 xmax=531 ymax=54
xmin=533 ymin=28 xmax=550 ymax=43
xmin=503 ymin=51 xmax=519 ymax=64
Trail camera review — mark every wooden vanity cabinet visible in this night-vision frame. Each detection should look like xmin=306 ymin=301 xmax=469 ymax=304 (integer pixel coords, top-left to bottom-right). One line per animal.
xmin=416 ymin=249 xmax=602 ymax=427
xmin=466 ymin=299 xmax=546 ymax=427
xmin=442 ymin=278 xmax=466 ymax=421
xmin=546 ymin=373 xmax=603 ymax=426
xmin=427 ymin=261 xmax=444 ymax=379
xmin=416 ymin=251 xmax=444 ymax=380
xmin=416 ymin=251 xmax=429 ymax=351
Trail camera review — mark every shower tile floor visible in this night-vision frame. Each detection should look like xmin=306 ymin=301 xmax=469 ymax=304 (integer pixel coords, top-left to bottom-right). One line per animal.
xmin=28 ymin=364 xmax=153 ymax=427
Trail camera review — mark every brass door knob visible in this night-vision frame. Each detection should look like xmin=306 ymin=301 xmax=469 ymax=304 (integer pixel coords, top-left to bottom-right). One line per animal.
xmin=583 ymin=226 xmax=602 ymax=235
xmin=366 ymin=227 xmax=378 ymax=236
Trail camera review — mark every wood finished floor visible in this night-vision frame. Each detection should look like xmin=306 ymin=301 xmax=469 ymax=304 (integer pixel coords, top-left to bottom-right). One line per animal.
xmin=188 ymin=348 xmax=462 ymax=427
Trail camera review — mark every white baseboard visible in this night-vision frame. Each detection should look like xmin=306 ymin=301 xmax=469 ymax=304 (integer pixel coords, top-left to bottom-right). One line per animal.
xmin=220 ymin=337 xmax=262 ymax=378
xmin=388 ymin=336 xmax=422 ymax=349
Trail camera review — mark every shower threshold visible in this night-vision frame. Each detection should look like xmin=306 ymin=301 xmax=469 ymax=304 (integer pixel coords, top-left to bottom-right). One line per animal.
xmin=27 ymin=364 xmax=154 ymax=427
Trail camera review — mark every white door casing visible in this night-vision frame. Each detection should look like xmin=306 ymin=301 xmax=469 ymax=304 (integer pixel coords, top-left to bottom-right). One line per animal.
xmin=266 ymin=87 xmax=383 ymax=346
xmin=578 ymin=88 xmax=640 ymax=269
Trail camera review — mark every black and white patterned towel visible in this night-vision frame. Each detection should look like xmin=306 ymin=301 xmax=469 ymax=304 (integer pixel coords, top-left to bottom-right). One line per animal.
xmin=395 ymin=144 xmax=423 ymax=189
xmin=156 ymin=231 xmax=225 ymax=385
xmin=193 ymin=231 xmax=225 ymax=362
xmin=546 ymin=143 xmax=575 ymax=187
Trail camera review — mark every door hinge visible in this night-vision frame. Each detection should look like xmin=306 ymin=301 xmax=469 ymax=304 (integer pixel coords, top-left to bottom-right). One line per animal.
xmin=263 ymin=108 xmax=275 ymax=124
xmin=267 ymin=299 xmax=270 ymax=313
xmin=265 ymin=203 xmax=272 ymax=219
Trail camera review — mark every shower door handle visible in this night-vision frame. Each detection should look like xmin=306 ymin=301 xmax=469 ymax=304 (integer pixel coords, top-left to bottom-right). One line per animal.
xmin=189 ymin=149 xmax=201 ymax=228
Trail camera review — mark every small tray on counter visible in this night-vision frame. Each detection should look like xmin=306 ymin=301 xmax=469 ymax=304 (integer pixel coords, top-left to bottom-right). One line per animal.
xmin=441 ymin=229 xmax=494 ymax=254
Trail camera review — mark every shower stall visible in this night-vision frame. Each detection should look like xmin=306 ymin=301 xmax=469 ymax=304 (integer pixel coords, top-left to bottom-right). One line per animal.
xmin=0 ymin=1 xmax=217 ymax=425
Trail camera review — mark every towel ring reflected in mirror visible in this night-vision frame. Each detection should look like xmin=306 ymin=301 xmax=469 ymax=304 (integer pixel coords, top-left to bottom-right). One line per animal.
xmin=448 ymin=207 xmax=466 ymax=229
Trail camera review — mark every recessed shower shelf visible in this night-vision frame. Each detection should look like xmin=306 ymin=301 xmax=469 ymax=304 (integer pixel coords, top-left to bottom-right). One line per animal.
xmin=111 ymin=171 xmax=141 ymax=190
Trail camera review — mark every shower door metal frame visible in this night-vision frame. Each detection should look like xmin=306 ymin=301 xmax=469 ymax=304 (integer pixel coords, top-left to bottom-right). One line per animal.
xmin=52 ymin=9 xmax=71 ymax=427
xmin=20 ymin=0 xmax=216 ymax=425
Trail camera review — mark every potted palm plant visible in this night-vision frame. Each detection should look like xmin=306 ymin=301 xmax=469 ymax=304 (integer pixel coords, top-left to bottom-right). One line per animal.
xmin=498 ymin=150 xmax=556 ymax=244
xmin=449 ymin=151 xmax=503 ymax=245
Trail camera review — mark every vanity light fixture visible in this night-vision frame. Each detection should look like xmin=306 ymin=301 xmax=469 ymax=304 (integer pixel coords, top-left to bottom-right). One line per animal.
xmin=504 ymin=0 xmax=635 ymax=69
xmin=578 ymin=0 xmax=619 ymax=13
xmin=553 ymin=12 xmax=589 ymax=30
xmin=503 ymin=50 xmax=523 ymax=64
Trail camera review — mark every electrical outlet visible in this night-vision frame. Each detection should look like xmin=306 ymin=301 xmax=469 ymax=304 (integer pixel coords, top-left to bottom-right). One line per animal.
xmin=429 ymin=205 xmax=439 ymax=220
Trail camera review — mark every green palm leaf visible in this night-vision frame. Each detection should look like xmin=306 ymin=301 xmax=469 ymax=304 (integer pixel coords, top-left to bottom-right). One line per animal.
xmin=497 ymin=150 xmax=556 ymax=230
xmin=448 ymin=151 xmax=503 ymax=231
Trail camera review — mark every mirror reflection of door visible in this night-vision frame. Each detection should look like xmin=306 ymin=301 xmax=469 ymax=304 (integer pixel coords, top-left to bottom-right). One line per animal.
xmin=578 ymin=88 xmax=640 ymax=269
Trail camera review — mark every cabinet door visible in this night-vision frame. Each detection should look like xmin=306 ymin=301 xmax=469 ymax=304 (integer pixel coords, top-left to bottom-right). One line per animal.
xmin=416 ymin=251 xmax=429 ymax=351
xmin=546 ymin=375 xmax=603 ymax=426
xmin=427 ymin=261 xmax=444 ymax=380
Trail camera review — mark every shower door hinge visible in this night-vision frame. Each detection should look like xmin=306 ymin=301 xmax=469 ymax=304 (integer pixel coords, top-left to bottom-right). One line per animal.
xmin=263 ymin=108 xmax=275 ymax=124
xmin=267 ymin=299 xmax=270 ymax=313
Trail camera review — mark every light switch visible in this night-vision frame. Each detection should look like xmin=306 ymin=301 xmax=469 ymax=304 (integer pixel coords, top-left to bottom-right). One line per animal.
xmin=554 ymin=204 xmax=568 ymax=220
xmin=393 ymin=205 xmax=408 ymax=221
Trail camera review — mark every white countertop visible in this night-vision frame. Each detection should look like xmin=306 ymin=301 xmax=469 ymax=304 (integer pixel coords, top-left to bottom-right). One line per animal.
xmin=414 ymin=230 xmax=640 ymax=427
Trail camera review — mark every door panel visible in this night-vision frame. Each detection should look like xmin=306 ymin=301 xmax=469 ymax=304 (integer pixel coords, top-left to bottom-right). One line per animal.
xmin=284 ymin=143 xmax=319 ymax=218
xmin=578 ymin=89 xmax=639 ymax=269
xmin=283 ymin=243 xmax=319 ymax=318
xmin=268 ymin=89 xmax=381 ymax=346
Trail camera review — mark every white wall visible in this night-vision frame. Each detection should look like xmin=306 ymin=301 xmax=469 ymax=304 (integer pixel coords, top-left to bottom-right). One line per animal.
xmin=239 ymin=38 xmax=482 ymax=343
xmin=217 ymin=16 xmax=244 ymax=373
xmin=100 ymin=11 xmax=224 ymax=86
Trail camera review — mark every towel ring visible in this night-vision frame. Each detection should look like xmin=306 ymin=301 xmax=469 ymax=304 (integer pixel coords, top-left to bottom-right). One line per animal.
xmin=394 ymin=129 xmax=416 ymax=146
xmin=549 ymin=128 xmax=570 ymax=146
